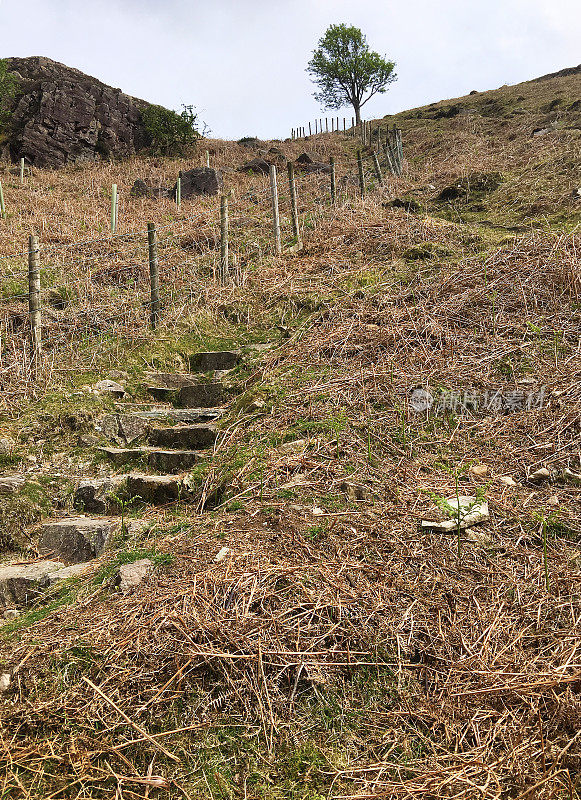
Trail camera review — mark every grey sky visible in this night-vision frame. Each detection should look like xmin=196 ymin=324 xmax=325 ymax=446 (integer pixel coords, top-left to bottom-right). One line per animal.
xmin=1 ymin=0 xmax=579 ymax=139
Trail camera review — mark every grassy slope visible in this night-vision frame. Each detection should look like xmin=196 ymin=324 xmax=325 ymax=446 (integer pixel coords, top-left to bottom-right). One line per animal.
xmin=0 ymin=69 xmax=580 ymax=799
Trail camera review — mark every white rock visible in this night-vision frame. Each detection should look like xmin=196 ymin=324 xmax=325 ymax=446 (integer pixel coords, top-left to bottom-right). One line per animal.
xmin=3 ymin=609 xmax=21 ymax=620
xmin=214 ymin=546 xmax=231 ymax=563
xmin=118 ymin=559 xmax=153 ymax=592
xmin=422 ymin=496 xmax=489 ymax=532
xmin=94 ymin=379 xmax=125 ymax=398
xmin=470 ymin=464 xmax=489 ymax=477
xmin=281 ymin=439 xmax=308 ymax=453
xmin=547 ymin=495 xmax=560 ymax=506
xmin=529 ymin=467 xmax=550 ymax=483
xmin=499 ymin=475 xmax=518 ymax=487
xmin=0 ymin=674 xmax=10 ymax=692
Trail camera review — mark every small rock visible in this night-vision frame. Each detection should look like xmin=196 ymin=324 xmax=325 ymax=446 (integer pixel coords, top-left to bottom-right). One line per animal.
xmin=78 ymin=434 xmax=100 ymax=447
xmin=529 ymin=467 xmax=550 ymax=483
xmin=340 ymin=482 xmax=370 ymax=501
xmin=118 ymin=559 xmax=153 ymax=591
xmin=470 ymin=464 xmax=489 ymax=477
xmin=499 ymin=475 xmax=518 ymax=487
xmin=3 ymin=608 xmax=20 ymax=620
xmin=74 ymin=476 xmax=127 ymax=514
xmin=0 ymin=674 xmax=10 ymax=692
xmin=547 ymin=495 xmax=560 ymax=507
xmin=94 ymin=380 xmax=125 ymax=398
xmin=118 ymin=414 xmax=149 ymax=443
xmin=558 ymin=469 xmax=581 ymax=486
xmin=95 ymin=414 xmax=121 ymax=441
xmin=214 ymin=546 xmax=231 ymax=562
xmin=0 ymin=437 xmax=16 ymax=454
xmin=247 ymin=399 xmax=266 ymax=413
xmin=296 ymin=152 xmax=316 ymax=164
xmin=466 ymin=528 xmax=491 ymax=545
xmin=0 ymin=476 xmax=25 ymax=495
xmin=280 ymin=439 xmax=308 ymax=454
xmin=422 ymin=496 xmax=489 ymax=532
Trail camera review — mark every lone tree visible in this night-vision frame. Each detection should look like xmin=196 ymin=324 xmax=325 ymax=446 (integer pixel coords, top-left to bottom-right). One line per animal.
xmin=307 ymin=24 xmax=396 ymax=125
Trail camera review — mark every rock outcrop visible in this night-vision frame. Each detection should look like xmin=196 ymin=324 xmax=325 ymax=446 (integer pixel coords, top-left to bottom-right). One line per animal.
xmin=2 ymin=56 xmax=150 ymax=167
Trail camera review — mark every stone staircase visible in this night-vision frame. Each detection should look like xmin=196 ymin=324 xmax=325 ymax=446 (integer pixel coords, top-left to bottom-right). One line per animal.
xmin=0 ymin=351 xmax=244 ymax=610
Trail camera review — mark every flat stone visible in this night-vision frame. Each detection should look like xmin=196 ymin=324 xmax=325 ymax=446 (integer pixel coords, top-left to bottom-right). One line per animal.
xmin=74 ymin=476 xmax=126 ymax=514
xmin=38 ymin=517 xmax=118 ymax=563
xmin=0 ymin=560 xmax=65 ymax=605
xmin=470 ymin=464 xmax=489 ymax=477
xmin=149 ymin=424 xmax=217 ymax=450
xmin=98 ymin=446 xmax=144 ymax=465
xmin=499 ymin=475 xmax=518 ymax=487
xmin=117 ymin=414 xmax=149 ymax=443
xmin=144 ymin=372 xmax=198 ymax=390
xmin=125 ymin=474 xmax=182 ymax=505
xmin=0 ymin=674 xmax=10 ymax=692
xmin=95 ymin=414 xmax=121 ymax=441
xmin=47 ymin=562 xmax=93 ymax=583
xmin=147 ymin=449 xmax=200 ymax=473
xmin=114 ymin=406 xmax=223 ymax=424
xmin=178 ymin=382 xmax=225 ymax=408
xmin=529 ymin=467 xmax=550 ymax=483
xmin=117 ymin=558 xmax=153 ymax=591
xmin=188 ymin=351 xmax=241 ymax=373
xmin=422 ymin=496 xmax=489 ymax=532
xmin=0 ymin=476 xmax=25 ymax=495
xmin=94 ymin=380 xmax=125 ymax=398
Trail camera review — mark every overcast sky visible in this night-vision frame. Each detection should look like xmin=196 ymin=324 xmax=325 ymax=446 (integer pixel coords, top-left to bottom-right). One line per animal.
xmin=1 ymin=0 xmax=579 ymax=139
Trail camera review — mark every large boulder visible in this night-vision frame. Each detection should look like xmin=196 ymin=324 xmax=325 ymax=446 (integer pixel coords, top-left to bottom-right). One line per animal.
xmin=2 ymin=57 xmax=150 ymax=167
xmin=239 ymin=158 xmax=271 ymax=175
xmin=171 ymin=168 xmax=223 ymax=199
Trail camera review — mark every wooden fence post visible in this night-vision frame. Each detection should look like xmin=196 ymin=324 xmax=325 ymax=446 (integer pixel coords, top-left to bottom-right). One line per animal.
xmin=147 ymin=223 xmax=160 ymax=329
xmin=176 ymin=173 xmax=182 ymax=210
xmin=28 ymin=234 xmax=42 ymax=372
xmin=308 ymin=122 xmax=312 ymax=136
xmin=372 ymin=153 xmax=383 ymax=186
xmin=111 ymin=184 xmax=118 ymax=234
xmin=0 ymin=181 xmax=5 ymax=219
xmin=219 ymin=194 xmax=229 ymax=284
xmin=19 ymin=158 xmax=25 ymax=185
xmin=357 ymin=150 xmax=365 ymax=198
xmin=325 ymin=118 xmax=328 ymax=133
xmin=330 ymin=156 xmax=336 ymax=205
xmin=269 ymin=165 xmax=282 ymax=255
xmin=287 ymin=161 xmax=301 ymax=250
xmin=343 ymin=118 xmax=346 ymax=133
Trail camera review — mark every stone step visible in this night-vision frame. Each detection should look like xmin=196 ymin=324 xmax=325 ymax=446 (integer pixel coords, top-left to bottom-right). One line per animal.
xmin=0 ymin=560 xmax=65 ymax=606
xmin=99 ymin=446 xmax=202 ymax=473
xmin=177 ymin=381 xmax=225 ymax=408
xmin=74 ymin=473 xmax=186 ymax=513
xmin=38 ymin=517 xmax=119 ymax=564
xmin=148 ymin=424 xmax=217 ymax=450
xmin=97 ymin=408 xmax=222 ymax=444
xmin=187 ymin=350 xmax=241 ymax=372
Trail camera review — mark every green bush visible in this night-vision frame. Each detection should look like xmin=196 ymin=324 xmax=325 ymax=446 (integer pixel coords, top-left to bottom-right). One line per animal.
xmin=142 ymin=103 xmax=201 ymax=155
xmin=0 ymin=59 xmax=19 ymax=137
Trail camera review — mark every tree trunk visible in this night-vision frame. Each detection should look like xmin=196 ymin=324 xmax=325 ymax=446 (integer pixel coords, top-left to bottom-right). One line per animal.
xmin=354 ymin=103 xmax=361 ymax=125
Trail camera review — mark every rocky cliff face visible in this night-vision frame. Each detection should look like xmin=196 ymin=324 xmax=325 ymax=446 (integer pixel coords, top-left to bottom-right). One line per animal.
xmin=2 ymin=57 xmax=150 ymax=168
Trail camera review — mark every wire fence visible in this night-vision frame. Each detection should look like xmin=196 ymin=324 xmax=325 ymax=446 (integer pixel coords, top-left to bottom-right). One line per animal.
xmin=0 ymin=138 xmax=405 ymax=394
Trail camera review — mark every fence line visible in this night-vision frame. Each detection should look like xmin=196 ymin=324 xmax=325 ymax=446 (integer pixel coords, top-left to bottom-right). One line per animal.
xmin=0 ymin=144 xmax=405 ymax=392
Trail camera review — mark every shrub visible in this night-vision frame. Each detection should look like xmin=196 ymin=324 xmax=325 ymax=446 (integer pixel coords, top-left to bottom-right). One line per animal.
xmin=142 ymin=103 xmax=201 ymax=155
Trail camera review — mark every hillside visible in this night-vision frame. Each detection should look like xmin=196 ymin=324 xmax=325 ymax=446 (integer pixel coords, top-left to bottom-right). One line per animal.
xmin=0 ymin=66 xmax=580 ymax=800
xmin=379 ymin=64 xmax=581 ymax=227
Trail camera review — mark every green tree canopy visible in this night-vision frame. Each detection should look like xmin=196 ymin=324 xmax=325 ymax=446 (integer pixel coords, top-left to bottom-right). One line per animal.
xmin=307 ymin=24 xmax=396 ymax=124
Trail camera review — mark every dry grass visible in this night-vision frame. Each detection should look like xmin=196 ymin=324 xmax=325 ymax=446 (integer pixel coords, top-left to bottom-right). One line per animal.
xmin=0 ymin=72 xmax=580 ymax=798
